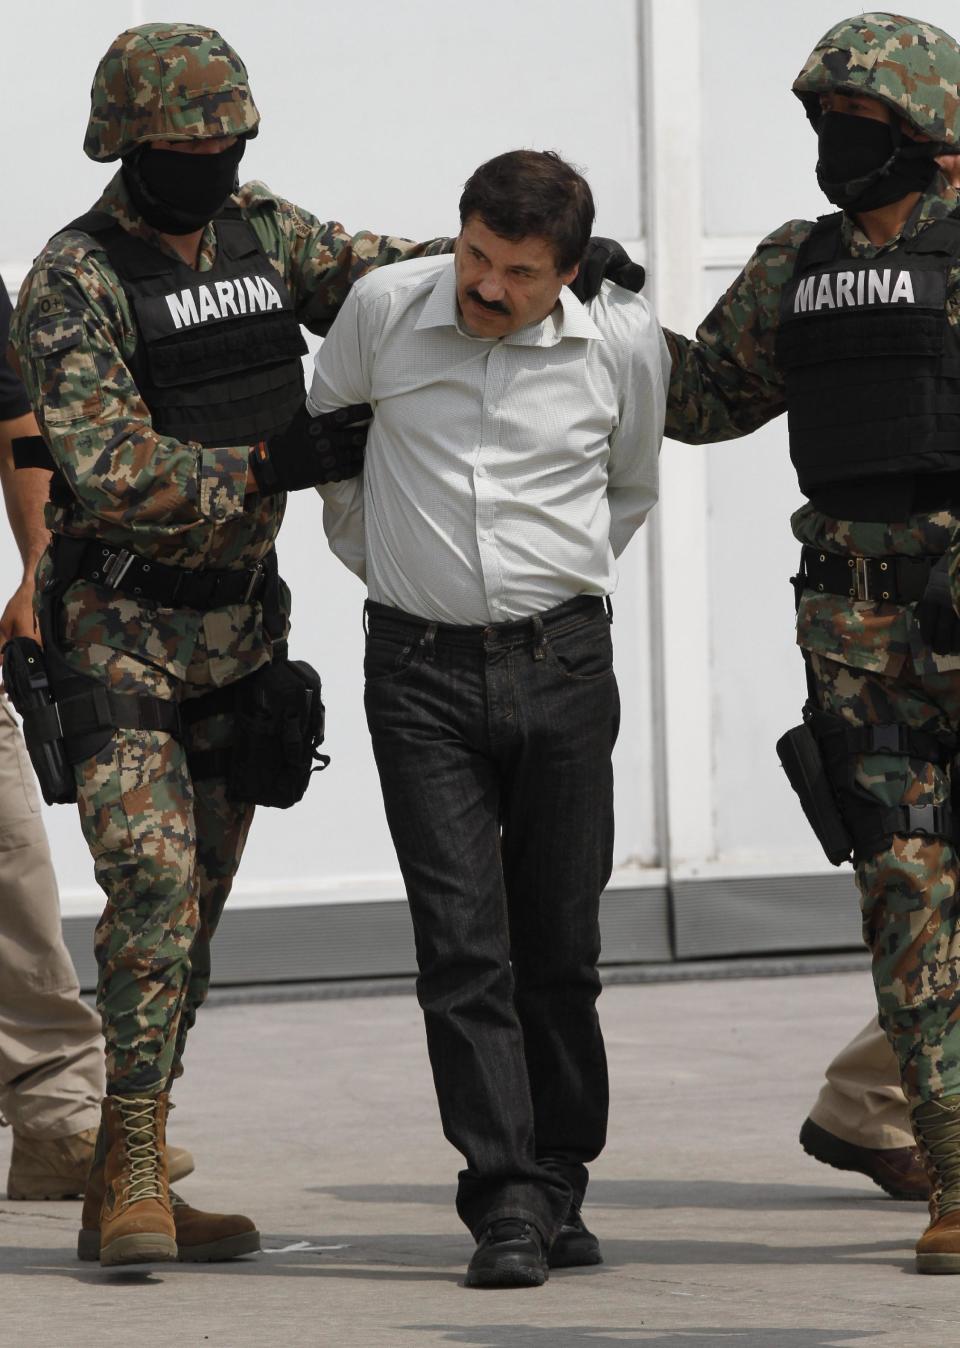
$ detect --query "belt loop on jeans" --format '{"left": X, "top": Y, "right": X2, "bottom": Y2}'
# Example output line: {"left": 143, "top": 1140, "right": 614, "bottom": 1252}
{"left": 420, "top": 622, "right": 438, "bottom": 661}
{"left": 362, "top": 599, "right": 370, "bottom": 636}
{"left": 530, "top": 614, "right": 547, "bottom": 661}
{"left": 604, "top": 596, "right": 613, "bottom": 624}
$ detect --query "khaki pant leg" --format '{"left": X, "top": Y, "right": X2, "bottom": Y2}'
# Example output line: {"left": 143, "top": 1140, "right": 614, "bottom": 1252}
{"left": 808, "top": 1010, "right": 914, "bottom": 1149}
{"left": 0, "top": 698, "right": 103, "bottom": 1137}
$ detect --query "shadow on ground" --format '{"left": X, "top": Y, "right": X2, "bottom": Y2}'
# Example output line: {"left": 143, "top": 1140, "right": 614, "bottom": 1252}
{"left": 403, "top": 1329, "right": 880, "bottom": 1348}
{"left": 309, "top": 1177, "right": 914, "bottom": 1213}
{"left": 1, "top": 1229, "right": 912, "bottom": 1280}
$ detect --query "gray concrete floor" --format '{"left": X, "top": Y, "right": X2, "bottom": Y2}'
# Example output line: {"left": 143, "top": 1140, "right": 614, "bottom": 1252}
{"left": 2, "top": 970, "right": 957, "bottom": 1348}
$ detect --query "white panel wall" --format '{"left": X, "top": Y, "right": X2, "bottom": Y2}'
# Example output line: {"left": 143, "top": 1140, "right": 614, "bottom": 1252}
{"left": 2, "top": 0, "right": 658, "bottom": 915}
{"left": 702, "top": 0, "right": 960, "bottom": 238}
{"left": 2, "top": 0, "right": 644, "bottom": 268}
{"left": 8, "top": 0, "right": 957, "bottom": 922}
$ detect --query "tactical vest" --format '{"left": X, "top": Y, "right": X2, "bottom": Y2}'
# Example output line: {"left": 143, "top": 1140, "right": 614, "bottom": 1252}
{"left": 65, "top": 206, "right": 308, "bottom": 447}
{"left": 775, "top": 211, "right": 960, "bottom": 500}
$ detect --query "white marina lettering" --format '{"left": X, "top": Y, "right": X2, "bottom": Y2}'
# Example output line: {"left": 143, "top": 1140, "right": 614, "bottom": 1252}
{"left": 197, "top": 285, "right": 220, "bottom": 322}
{"left": 795, "top": 276, "right": 816, "bottom": 313}
{"left": 867, "top": 270, "right": 891, "bottom": 304}
{"left": 215, "top": 280, "right": 239, "bottom": 317}
{"left": 835, "top": 271, "right": 855, "bottom": 307}
{"left": 794, "top": 266, "right": 920, "bottom": 317}
{"left": 163, "top": 274, "right": 286, "bottom": 329}
{"left": 814, "top": 274, "right": 836, "bottom": 310}
{"left": 244, "top": 275, "right": 267, "bottom": 310}
{"left": 165, "top": 289, "right": 200, "bottom": 330}
{"left": 890, "top": 271, "right": 916, "bottom": 304}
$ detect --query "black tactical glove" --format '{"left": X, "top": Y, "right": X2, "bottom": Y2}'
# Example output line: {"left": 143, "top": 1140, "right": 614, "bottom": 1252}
{"left": 250, "top": 401, "right": 372, "bottom": 495}
{"left": 916, "top": 555, "right": 960, "bottom": 654}
{"left": 569, "top": 237, "right": 646, "bottom": 303}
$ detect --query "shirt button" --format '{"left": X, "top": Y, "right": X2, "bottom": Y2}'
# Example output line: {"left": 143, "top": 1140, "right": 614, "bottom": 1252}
{"left": 476, "top": 465, "right": 486, "bottom": 477}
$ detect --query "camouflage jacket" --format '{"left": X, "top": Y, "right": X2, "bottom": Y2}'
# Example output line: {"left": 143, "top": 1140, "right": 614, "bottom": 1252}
{"left": 11, "top": 173, "right": 445, "bottom": 683}
{"left": 665, "top": 175, "right": 960, "bottom": 679}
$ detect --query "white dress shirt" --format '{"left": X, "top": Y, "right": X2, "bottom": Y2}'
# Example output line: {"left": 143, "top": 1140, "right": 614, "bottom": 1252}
{"left": 309, "top": 255, "right": 668, "bottom": 624}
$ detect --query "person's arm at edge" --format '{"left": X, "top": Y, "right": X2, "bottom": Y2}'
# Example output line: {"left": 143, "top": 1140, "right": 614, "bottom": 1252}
{"left": 0, "top": 407, "right": 49, "bottom": 641}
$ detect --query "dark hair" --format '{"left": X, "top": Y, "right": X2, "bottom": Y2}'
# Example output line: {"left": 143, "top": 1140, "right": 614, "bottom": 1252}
{"left": 458, "top": 150, "right": 595, "bottom": 273}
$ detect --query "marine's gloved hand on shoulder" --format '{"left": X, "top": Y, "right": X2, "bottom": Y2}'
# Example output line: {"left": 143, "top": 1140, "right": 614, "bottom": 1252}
{"left": 569, "top": 238, "right": 646, "bottom": 303}
{"left": 249, "top": 401, "right": 372, "bottom": 496}
{"left": 916, "top": 555, "right": 960, "bottom": 654}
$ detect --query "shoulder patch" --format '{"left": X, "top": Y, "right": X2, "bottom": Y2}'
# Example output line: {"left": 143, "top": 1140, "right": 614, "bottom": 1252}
{"left": 33, "top": 293, "right": 66, "bottom": 321}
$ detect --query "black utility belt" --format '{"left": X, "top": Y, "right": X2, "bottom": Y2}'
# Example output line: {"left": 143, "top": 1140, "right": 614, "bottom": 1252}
{"left": 2, "top": 635, "right": 328, "bottom": 810}
{"left": 55, "top": 536, "right": 273, "bottom": 611}
{"left": 800, "top": 546, "right": 938, "bottom": 604}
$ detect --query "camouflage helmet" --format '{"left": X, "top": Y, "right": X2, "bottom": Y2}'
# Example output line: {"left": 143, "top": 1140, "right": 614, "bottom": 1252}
{"left": 792, "top": 12, "right": 960, "bottom": 148}
{"left": 84, "top": 23, "right": 260, "bottom": 162}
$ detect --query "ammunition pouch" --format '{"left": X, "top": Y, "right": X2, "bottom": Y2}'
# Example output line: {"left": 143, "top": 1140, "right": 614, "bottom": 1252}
{"left": 776, "top": 719, "right": 854, "bottom": 865}
{"left": 20, "top": 531, "right": 315, "bottom": 808}
{"left": 184, "top": 655, "right": 329, "bottom": 808}
{"left": 777, "top": 703, "right": 956, "bottom": 866}
{"left": 2, "top": 636, "right": 181, "bottom": 805}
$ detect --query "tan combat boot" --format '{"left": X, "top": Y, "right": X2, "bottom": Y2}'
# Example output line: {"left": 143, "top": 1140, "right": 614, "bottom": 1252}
{"left": 98, "top": 1093, "right": 177, "bottom": 1266}
{"left": 79, "top": 1115, "right": 259, "bottom": 1263}
{"left": 5, "top": 1122, "right": 194, "bottom": 1201}
{"left": 913, "top": 1096, "right": 960, "bottom": 1273}
{"left": 6, "top": 1127, "right": 99, "bottom": 1200}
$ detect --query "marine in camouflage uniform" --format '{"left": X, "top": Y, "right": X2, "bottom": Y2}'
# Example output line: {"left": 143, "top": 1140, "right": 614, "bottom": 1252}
{"left": 665, "top": 13, "right": 960, "bottom": 1271}
{"left": 10, "top": 22, "right": 443, "bottom": 1268}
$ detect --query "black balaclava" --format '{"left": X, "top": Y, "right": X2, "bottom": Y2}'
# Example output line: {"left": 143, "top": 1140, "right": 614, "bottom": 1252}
{"left": 816, "top": 111, "right": 939, "bottom": 212}
{"left": 122, "top": 138, "right": 246, "bottom": 234}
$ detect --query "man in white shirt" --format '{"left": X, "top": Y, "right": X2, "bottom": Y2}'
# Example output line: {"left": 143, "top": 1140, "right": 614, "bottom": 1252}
{"left": 312, "top": 150, "right": 669, "bottom": 1288}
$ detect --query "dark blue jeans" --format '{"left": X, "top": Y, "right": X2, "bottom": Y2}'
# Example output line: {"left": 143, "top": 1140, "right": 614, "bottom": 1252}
{"left": 363, "top": 595, "right": 619, "bottom": 1243}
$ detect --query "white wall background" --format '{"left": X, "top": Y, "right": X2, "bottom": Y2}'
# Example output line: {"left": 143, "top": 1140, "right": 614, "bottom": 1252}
{"left": 1, "top": 0, "right": 653, "bottom": 915}
{"left": 4, "top": 0, "right": 958, "bottom": 919}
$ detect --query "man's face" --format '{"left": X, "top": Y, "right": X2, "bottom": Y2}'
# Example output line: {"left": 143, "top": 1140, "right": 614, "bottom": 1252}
{"left": 819, "top": 91, "right": 892, "bottom": 125}
{"left": 819, "top": 90, "right": 932, "bottom": 144}
{"left": 454, "top": 215, "right": 579, "bottom": 339}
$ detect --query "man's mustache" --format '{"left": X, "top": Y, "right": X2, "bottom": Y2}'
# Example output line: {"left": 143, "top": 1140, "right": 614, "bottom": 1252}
{"left": 466, "top": 289, "right": 510, "bottom": 315}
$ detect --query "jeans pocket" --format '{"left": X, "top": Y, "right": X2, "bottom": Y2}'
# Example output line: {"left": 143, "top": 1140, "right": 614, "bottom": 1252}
{"left": 547, "top": 621, "right": 614, "bottom": 681}
{"left": 363, "top": 633, "right": 418, "bottom": 684}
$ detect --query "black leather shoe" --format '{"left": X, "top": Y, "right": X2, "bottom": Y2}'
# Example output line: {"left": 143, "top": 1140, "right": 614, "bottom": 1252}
{"left": 799, "top": 1117, "right": 930, "bottom": 1201}
{"left": 548, "top": 1202, "right": 603, "bottom": 1268}
{"left": 465, "top": 1219, "right": 548, "bottom": 1288}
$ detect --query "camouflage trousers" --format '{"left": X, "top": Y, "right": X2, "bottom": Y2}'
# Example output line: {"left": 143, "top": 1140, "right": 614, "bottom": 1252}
{"left": 66, "top": 636, "right": 255, "bottom": 1096}
{"left": 810, "top": 651, "right": 960, "bottom": 1106}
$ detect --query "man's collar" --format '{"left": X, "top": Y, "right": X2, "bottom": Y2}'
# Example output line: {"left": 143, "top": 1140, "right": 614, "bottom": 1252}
{"left": 415, "top": 257, "right": 603, "bottom": 346}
